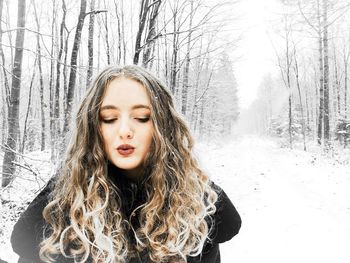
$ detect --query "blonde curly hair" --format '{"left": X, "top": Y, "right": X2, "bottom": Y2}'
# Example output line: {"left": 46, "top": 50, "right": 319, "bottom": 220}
{"left": 39, "top": 65, "right": 218, "bottom": 263}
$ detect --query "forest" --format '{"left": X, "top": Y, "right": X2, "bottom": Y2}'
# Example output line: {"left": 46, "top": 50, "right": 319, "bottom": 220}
{"left": 0, "top": 0, "right": 239, "bottom": 188}
{"left": 240, "top": 0, "right": 350, "bottom": 152}
{"left": 1, "top": 0, "right": 350, "bottom": 197}
{"left": 2, "top": 0, "right": 350, "bottom": 262}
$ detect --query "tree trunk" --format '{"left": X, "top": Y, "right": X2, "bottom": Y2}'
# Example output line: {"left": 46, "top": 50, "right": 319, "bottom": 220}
{"left": 322, "top": 0, "right": 330, "bottom": 145}
{"left": 104, "top": 12, "right": 110, "bottom": 64}
{"left": 52, "top": 0, "right": 66, "bottom": 153}
{"left": 344, "top": 49, "right": 349, "bottom": 119}
{"left": 0, "top": 0, "right": 10, "bottom": 146}
{"left": 333, "top": 46, "right": 340, "bottom": 117}
{"left": 142, "top": 0, "right": 162, "bottom": 67}
{"left": 86, "top": 0, "right": 95, "bottom": 87}
{"left": 190, "top": 38, "right": 205, "bottom": 127}
{"left": 114, "top": 0, "right": 122, "bottom": 64}
{"left": 33, "top": 1, "right": 46, "bottom": 151}
{"left": 181, "top": 0, "right": 194, "bottom": 116}
{"left": 134, "top": 0, "right": 149, "bottom": 65}
{"left": 62, "top": 0, "right": 87, "bottom": 136}
{"left": 0, "top": 0, "right": 10, "bottom": 109}
{"left": 317, "top": 0, "right": 324, "bottom": 145}
{"left": 121, "top": 0, "right": 126, "bottom": 64}
{"left": 293, "top": 50, "right": 307, "bottom": 151}
{"left": 21, "top": 58, "right": 37, "bottom": 153}
{"left": 97, "top": 2, "right": 101, "bottom": 72}
{"left": 63, "top": 26, "right": 69, "bottom": 111}
{"left": 198, "top": 98, "right": 205, "bottom": 138}
{"left": 170, "top": 6, "right": 179, "bottom": 94}
{"left": 49, "top": 1, "right": 57, "bottom": 162}
{"left": 313, "top": 65, "right": 318, "bottom": 140}
{"left": 2, "top": 0, "right": 26, "bottom": 187}
{"left": 305, "top": 84, "right": 310, "bottom": 134}
{"left": 285, "top": 32, "right": 292, "bottom": 149}
{"left": 163, "top": 10, "right": 169, "bottom": 85}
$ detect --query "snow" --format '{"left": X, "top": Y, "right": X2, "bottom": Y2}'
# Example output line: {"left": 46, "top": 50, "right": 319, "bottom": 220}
{"left": 0, "top": 150, "right": 51, "bottom": 263}
{"left": 196, "top": 135, "right": 350, "bottom": 263}
{"left": 1, "top": 135, "right": 350, "bottom": 263}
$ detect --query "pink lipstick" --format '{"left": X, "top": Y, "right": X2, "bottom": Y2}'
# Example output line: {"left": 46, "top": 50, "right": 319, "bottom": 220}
{"left": 117, "top": 144, "right": 135, "bottom": 156}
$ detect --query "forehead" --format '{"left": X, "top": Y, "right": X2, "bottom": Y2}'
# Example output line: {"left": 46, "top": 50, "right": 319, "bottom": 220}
{"left": 101, "top": 77, "right": 150, "bottom": 107}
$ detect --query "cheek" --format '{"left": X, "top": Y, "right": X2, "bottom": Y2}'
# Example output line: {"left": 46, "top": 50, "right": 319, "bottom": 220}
{"left": 146, "top": 126, "right": 154, "bottom": 145}
{"left": 140, "top": 126, "right": 154, "bottom": 150}
{"left": 100, "top": 126, "right": 113, "bottom": 149}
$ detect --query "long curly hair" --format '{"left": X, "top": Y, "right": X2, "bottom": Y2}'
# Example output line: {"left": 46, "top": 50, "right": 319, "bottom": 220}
{"left": 39, "top": 65, "right": 218, "bottom": 263}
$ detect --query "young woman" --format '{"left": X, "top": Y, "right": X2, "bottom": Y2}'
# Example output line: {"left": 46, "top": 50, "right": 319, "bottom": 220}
{"left": 11, "top": 65, "right": 241, "bottom": 263}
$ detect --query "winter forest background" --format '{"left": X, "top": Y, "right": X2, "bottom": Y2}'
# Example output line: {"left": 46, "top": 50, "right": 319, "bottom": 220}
{"left": 1, "top": 0, "right": 350, "bottom": 262}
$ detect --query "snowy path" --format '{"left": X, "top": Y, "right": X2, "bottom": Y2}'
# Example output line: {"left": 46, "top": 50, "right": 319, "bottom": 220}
{"left": 197, "top": 136, "right": 350, "bottom": 263}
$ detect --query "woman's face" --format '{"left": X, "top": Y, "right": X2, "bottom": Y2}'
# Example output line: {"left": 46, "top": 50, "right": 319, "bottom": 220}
{"left": 99, "top": 77, "right": 154, "bottom": 179}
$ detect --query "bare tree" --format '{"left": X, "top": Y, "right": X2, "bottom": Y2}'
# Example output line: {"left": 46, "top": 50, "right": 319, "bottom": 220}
{"left": 322, "top": 0, "right": 330, "bottom": 146}
{"left": 33, "top": 0, "right": 46, "bottom": 151}
{"left": 292, "top": 42, "right": 307, "bottom": 151}
{"left": 0, "top": 0, "right": 10, "bottom": 110}
{"left": 272, "top": 14, "right": 294, "bottom": 148}
{"left": 103, "top": 11, "right": 110, "bottom": 64}
{"left": 134, "top": 0, "right": 149, "bottom": 65}
{"left": 134, "top": 0, "right": 162, "bottom": 65}
{"left": 298, "top": 0, "right": 334, "bottom": 147}
{"left": 343, "top": 43, "right": 350, "bottom": 118}
{"left": 62, "top": 0, "right": 87, "bottom": 137}
{"left": 86, "top": 0, "right": 96, "bottom": 87}
{"left": 332, "top": 45, "right": 341, "bottom": 118}
{"left": 181, "top": 0, "right": 194, "bottom": 116}
{"left": 49, "top": 0, "right": 57, "bottom": 161}
{"left": 2, "top": 0, "right": 26, "bottom": 187}
{"left": 21, "top": 58, "right": 37, "bottom": 153}
{"left": 142, "top": 0, "right": 162, "bottom": 66}
{"left": 169, "top": 0, "right": 180, "bottom": 94}
{"left": 0, "top": 0, "right": 10, "bottom": 145}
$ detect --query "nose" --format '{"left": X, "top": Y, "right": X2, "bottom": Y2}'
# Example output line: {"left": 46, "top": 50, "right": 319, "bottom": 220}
{"left": 118, "top": 118, "right": 134, "bottom": 140}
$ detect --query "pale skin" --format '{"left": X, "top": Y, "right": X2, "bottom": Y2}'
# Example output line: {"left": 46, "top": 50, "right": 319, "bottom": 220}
{"left": 99, "top": 77, "right": 154, "bottom": 180}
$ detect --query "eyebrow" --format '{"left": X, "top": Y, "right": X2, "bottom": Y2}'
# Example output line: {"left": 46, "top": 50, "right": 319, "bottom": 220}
{"left": 100, "top": 104, "right": 151, "bottom": 111}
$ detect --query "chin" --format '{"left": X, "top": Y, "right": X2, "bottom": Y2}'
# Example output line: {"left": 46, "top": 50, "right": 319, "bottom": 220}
{"left": 114, "top": 161, "right": 141, "bottom": 171}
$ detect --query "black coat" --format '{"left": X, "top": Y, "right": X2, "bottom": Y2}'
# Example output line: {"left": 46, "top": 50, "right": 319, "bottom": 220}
{"left": 11, "top": 166, "right": 241, "bottom": 263}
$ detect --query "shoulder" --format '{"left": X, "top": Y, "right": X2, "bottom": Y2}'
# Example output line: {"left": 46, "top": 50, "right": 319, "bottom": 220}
{"left": 209, "top": 181, "right": 242, "bottom": 244}
{"left": 11, "top": 177, "right": 55, "bottom": 261}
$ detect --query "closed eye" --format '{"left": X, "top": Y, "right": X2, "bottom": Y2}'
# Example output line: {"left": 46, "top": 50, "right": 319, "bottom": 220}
{"left": 135, "top": 117, "right": 150, "bottom": 123}
{"left": 101, "top": 118, "right": 117, "bottom": 124}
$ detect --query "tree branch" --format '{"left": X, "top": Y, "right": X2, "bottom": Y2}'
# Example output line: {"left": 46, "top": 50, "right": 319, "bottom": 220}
{"left": 84, "top": 9, "right": 108, "bottom": 17}
{"left": 1, "top": 27, "right": 52, "bottom": 37}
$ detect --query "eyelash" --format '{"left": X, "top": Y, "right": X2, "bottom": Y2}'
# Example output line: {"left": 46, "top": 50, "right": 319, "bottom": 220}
{"left": 101, "top": 117, "right": 150, "bottom": 124}
{"left": 101, "top": 119, "right": 116, "bottom": 124}
{"left": 136, "top": 117, "right": 150, "bottom": 123}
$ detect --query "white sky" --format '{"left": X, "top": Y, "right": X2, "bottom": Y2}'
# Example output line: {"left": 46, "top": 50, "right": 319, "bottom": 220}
{"left": 234, "top": 0, "right": 282, "bottom": 109}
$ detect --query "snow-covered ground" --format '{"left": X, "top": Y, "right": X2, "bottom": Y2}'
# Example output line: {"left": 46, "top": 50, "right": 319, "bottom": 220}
{"left": 1, "top": 135, "right": 350, "bottom": 262}
{"left": 196, "top": 135, "right": 350, "bottom": 263}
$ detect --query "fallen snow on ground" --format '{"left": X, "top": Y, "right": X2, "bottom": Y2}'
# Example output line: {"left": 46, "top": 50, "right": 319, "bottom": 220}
{"left": 1, "top": 135, "right": 350, "bottom": 263}
{"left": 0, "top": 150, "right": 52, "bottom": 263}
{"left": 196, "top": 135, "right": 350, "bottom": 263}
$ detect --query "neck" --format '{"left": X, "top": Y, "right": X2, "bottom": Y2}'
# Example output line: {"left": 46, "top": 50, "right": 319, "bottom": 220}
{"left": 107, "top": 162, "right": 147, "bottom": 184}
{"left": 121, "top": 167, "right": 143, "bottom": 183}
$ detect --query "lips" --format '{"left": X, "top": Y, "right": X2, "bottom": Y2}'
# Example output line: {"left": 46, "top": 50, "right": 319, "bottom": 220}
{"left": 117, "top": 144, "right": 135, "bottom": 156}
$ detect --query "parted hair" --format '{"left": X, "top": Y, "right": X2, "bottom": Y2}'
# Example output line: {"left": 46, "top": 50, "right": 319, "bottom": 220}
{"left": 39, "top": 65, "right": 218, "bottom": 263}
